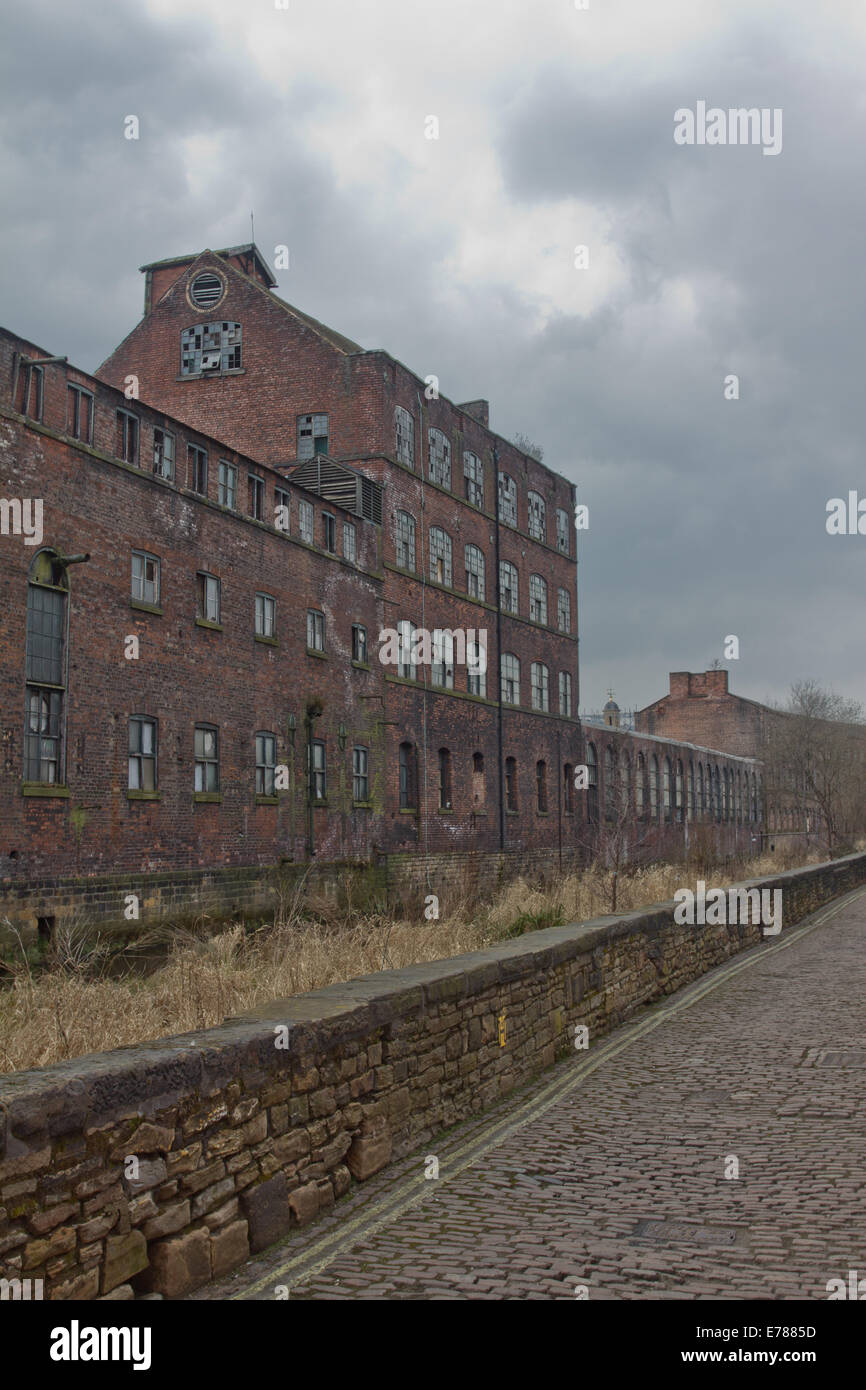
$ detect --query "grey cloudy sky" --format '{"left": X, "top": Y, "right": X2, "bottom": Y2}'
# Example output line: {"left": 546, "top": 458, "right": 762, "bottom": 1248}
{"left": 2, "top": 0, "right": 864, "bottom": 713}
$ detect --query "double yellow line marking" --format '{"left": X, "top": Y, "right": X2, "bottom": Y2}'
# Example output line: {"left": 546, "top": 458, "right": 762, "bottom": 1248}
{"left": 235, "top": 887, "right": 864, "bottom": 1298}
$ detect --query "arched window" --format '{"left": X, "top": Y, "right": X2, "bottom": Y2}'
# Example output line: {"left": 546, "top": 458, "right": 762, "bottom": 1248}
{"left": 527, "top": 491, "right": 546, "bottom": 541}
{"left": 428, "top": 428, "right": 451, "bottom": 489}
{"left": 675, "top": 760, "right": 684, "bottom": 824}
{"left": 429, "top": 527, "right": 452, "bottom": 586}
{"left": 181, "top": 321, "right": 241, "bottom": 375}
{"left": 499, "top": 560, "right": 518, "bottom": 613}
{"left": 713, "top": 766, "right": 722, "bottom": 822}
{"left": 529, "top": 574, "right": 548, "bottom": 624}
{"left": 399, "top": 741, "right": 416, "bottom": 809}
{"left": 697, "top": 763, "right": 705, "bottom": 820}
{"left": 395, "top": 406, "right": 414, "bottom": 468}
{"left": 24, "top": 550, "right": 69, "bottom": 785}
{"left": 564, "top": 763, "right": 574, "bottom": 814}
{"left": 687, "top": 761, "right": 695, "bottom": 821}
{"left": 463, "top": 451, "right": 483, "bottom": 507}
{"left": 530, "top": 662, "right": 549, "bottom": 712}
{"left": 438, "top": 748, "right": 452, "bottom": 810}
{"left": 505, "top": 756, "right": 518, "bottom": 811}
{"left": 472, "top": 751, "right": 486, "bottom": 809}
{"left": 586, "top": 743, "right": 598, "bottom": 823}
{"left": 650, "top": 756, "right": 659, "bottom": 820}
{"left": 556, "top": 587, "right": 571, "bottom": 633}
{"left": 498, "top": 471, "right": 517, "bottom": 526}
{"left": 395, "top": 510, "right": 416, "bottom": 571}
{"left": 663, "top": 757, "right": 672, "bottom": 823}
{"left": 636, "top": 752, "right": 646, "bottom": 816}
{"left": 501, "top": 653, "right": 520, "bottom": 705}
{"left": 620, "top": 753, "right": 631, "bottom": 814}
{"left": 735, "top": 770, "right": 742, "bottom": 823}
{"left": 536, "top": 760, "right": 548, "bottom": 812}
{"left": 465, "top": 544, "right": 485, "bottom": 600}
{"left": 604, "top": 745, "right": 616, "bottom": 819}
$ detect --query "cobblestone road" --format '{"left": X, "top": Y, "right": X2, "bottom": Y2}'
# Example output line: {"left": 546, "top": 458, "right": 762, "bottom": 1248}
{"left": 197, "top": 889, "right": 866, "bottom": 1300}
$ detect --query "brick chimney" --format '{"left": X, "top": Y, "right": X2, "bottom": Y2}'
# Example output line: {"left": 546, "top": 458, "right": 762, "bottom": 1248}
{"left": 458, "top": 399, "right": 489, "bottom": 429}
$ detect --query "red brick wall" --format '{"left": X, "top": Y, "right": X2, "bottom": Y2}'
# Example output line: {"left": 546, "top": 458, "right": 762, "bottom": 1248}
{"left": 0, "top": 331, "right": 385, "bottom": 883}
{"left": 635, "top": 670, "right": 770, "bottom": 759}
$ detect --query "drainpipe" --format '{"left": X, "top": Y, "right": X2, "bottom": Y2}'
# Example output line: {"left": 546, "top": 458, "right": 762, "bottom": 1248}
{"left": 494, "top": 445, "right": 505, "bottom": 852}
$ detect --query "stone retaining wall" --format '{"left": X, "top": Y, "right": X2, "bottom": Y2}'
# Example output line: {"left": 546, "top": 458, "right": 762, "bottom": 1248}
{"left": 1, "top": 852, "right": 864, "bottom": 1300}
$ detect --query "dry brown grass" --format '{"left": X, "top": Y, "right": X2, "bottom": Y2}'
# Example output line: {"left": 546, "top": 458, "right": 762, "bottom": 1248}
{"left": 0, "top": 846, "right": 833, "bottom": 1073}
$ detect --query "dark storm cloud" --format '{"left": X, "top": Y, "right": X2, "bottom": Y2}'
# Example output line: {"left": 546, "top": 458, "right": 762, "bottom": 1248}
{"left": 487, "top": 26, "right": 866, "bottom": 711}
{"left": 0, "top": 2, "right": 863, "bottom": 715}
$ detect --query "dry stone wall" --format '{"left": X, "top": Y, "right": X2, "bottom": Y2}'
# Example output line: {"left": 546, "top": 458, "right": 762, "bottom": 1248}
{"left": 1, "top": 852, "right": 864, "bottom": 1300}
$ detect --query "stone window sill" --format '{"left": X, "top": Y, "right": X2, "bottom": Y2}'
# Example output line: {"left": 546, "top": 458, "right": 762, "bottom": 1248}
{"left": 22, "top": 783, "right": 70, "bottom": 798}
{"left": 255, "top": 795, "right": 279, "bottom": 805}
{"left": 127, "top": 790, "right": 161, "bottom": 801}
{"left": 195, "top": 618, "right": 223, "bottom": 632}
{"left": 255, "top": 635, "right": 279, "bottom": 647}
{"left": 307, "top": 648, "right": 327, "bottom": 659}
{"left": 131, "top": 599, "right": 163, "bottom": 616}
{"left": 194, "top": 792, "right": 222, "bottom": 803}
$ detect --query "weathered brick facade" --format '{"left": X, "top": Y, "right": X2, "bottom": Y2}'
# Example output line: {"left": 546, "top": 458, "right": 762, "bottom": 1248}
{"left": 0, "top": 247, "right": 764, "bottom": 935}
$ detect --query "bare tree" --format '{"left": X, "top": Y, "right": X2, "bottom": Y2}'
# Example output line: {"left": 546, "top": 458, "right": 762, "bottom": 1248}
{"left": 761, "top": 680, "right": 866, "bottom": 854}
{"left": 512, "top": 432, "right": 544, "bottom": 462}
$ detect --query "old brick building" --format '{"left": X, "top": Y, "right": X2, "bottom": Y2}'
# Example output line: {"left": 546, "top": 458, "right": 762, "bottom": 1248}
{"left": 0, "top": 246, "right": 762, "bottom": 936}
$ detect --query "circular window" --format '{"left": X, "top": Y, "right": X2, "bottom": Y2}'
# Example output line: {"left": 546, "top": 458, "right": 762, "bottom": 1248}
{"left": 189, "top": 271, "right": 225, "bottom": 310}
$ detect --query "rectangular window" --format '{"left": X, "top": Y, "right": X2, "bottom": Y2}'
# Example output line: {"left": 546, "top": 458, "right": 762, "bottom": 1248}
{"left": 298, "top": 413, "right": 329, "bottom": 460}
{"left": 299, "top": 499, "right": 314, "bottom": 544}
{"left": 274, "top": 487, "right": 290, "bottom": 532}
{"left": 67, "top": 385, "right": 93, "bottom": 444}
{"left": 399, "top": 742, "right": 415, "bottom": 808}
{"left": 397, "top": 620, "right": 416, "bottom": 679}
{"left": 26, "top": 585, "right": 65, "bottom": 685}
{"left": 468, "top": 667, "right": 486, "bottom": 698}
{"left": 218, "top": 461, "right": 237, "bottom": 508}
{"left": 310, "top": 740, "right": 326, "bottom": 800}
{"left": 24, "top": 688, "right": 62, "bottom": 783}
{"left": 256, "top": 732, "right": 276, "bottom": 796}
{"left": 559, "top": 671, "right": 573, "bottom": 717}
{"left": 196, "top": 572, "right": 220, "bottom": 624}
{"left": 343, "top": 521, "right": 356, "bottom": 562}
{"left": 131, "top": 550, "right": 160, "bottom": 606}
{"left": 153, "top": 427, "right": 175, "bottom": 480}
{"left": 463, "top": 451, "right": 484, "bottom": 508}
{"left": 307, "top": 609, "right": 325, "bottom": 652}
{"left": 116, "top": 409, "right": 139, "bottom": 465}
{"left": 431, "top": 630, "right": 455, "bottom": 689}
{"left": 323, "top": 513, "right": 336, "bottom": 553}
{"left": 22, "top": 364, "right": 44, "bottom": 421}
{"left": 395, "top": 511, "right": 416, "bottom": 571}
{"left": 249, "top": 474, "right": 264, "bottom": 520}
{"left": 352, "top": 624, "right": 368, "bottom": 664}
{"left": 128, "top": 716, "right": 157, "bottom": 791}
{"left": 255, "top": 592, "right": 275, "bottom": 638}
{"left": 194, "top": 725, "right": 219, "bottom": 792}
{"left": 189, "top": 445, "right": 208, "bottom": 495}
{"left": 353, "top": 746, "right": 369, "bottom": 802}
{"left": 556, "top": 508, "right": 570, "bottom": 555}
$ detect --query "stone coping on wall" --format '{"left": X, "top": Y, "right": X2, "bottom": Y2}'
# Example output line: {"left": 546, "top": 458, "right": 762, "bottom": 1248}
{"left": 1, "top": 853, "right": 862, "bottom": 1135}
{"left": 1, "top": 850, "right": 863, "bottom": 1299}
